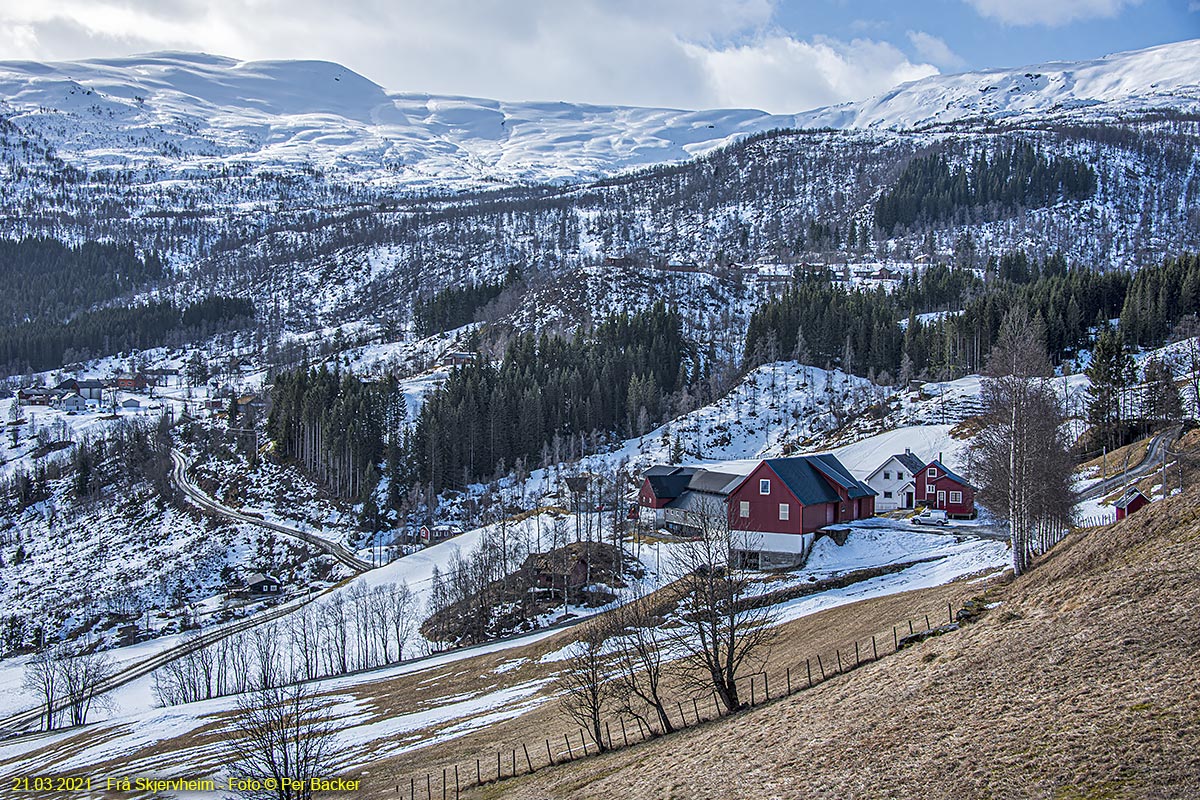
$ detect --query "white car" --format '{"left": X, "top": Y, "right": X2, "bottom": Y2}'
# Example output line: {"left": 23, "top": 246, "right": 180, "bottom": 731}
{"left": 911, "top": 510, "right": 949, "bottom": 526}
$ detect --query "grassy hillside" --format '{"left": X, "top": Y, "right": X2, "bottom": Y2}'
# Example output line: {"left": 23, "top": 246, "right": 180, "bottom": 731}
{"left": 464, "top": 440, "right": 1200, "bottom": 800}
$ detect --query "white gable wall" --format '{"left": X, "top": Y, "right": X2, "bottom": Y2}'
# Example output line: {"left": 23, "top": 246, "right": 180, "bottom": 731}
{"left": 866, "top": 455, "right": 918, "bottom": 511}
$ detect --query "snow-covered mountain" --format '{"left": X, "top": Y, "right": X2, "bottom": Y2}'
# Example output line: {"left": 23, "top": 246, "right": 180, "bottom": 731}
{"left": 0, "top": 40, "right": 1197, "bottom": 190}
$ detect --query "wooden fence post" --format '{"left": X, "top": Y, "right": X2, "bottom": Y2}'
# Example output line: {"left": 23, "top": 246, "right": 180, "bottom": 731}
{"left": 786, "top": 666, "right": 792, "bottom": 695}
{"left": 454, "top": 766, "right": 459, "bottom": 799}
{"left": 497, "top": 750, "right": 501, "bottom": 779}
{"left": 908, "top": 620, "right": 914, "bottom": 635}
{"left": 511, "top": 748, "right": 516, "bottom": 777}
{"left": 893, "top": 626, "right": 898, "bottom": 650}
{"left": 925, "top": 614, "right": 931, "bottom": 631}
{"left": 836, "top": 649, "right": 842, "bottom": 674}
{"left": 692, "top": 697, "right": 701, "bottom": 724}
{"left": 948, "top": 601, "right": 954, "bottom": 623}
{"left": 565, "top": 733, "right": 574, "bottom": 760}
{"left": 855, "top": 642, "right": 860, "bottom": 667}
{"left": 475, "top": 759, "right": 481, "bottom": 786}
{"left": 817, "top": 654, "right": 825, "bottom": 680}
{"left": 546, "top": 739, "right": 554, "bottom": 766}
{"left": 441, "top": 767, "right": 446, "bottom": 800}
{"left": 580, "top": 729, "right": 588, "bottom": 756}
{"left": 605, "top": 721, "right": 613, "bottom": 751}
{"left": 713, "top": 692, "right": 721, "bottom": 717}
{"left": 621, "top": 716, "right": 629, "bottom": 746}
{"left": 410, "top": 776, "right": 414, "bottom": 800}
{"left": 749, "top": 676, "right": 755, "bottom": 706}
{"left": 523, "top": 743, "right": 534, "bottom": 773}
{"left": 425, "top": 774, "right": 431, "bottom": 800}
{"left": 872, "top": 635, "right": 878, "bottom": 660}
{"left": 677, "top": 701, "right": 685, "bottom": 724}
{"left": 807, "top": 658, "right": 813, "bottom": 687}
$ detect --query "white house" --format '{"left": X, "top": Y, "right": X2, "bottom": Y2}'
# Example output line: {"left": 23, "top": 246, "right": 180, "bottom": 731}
{"left": 58, "top": 392, "right": 88, "bottom": 413}
{"left": 864, "top": 449, "right": 926, "bottom": 512}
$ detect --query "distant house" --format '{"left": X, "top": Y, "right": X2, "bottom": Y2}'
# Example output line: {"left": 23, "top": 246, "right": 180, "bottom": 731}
{"left": 58, "top": 392, "right": 88, "bottom": 413}
{"left": 661, "top": 469, "right": 743, "bottom": 536}
{"left": 55, "top": 378, "right": 80, "bottom": 395}
{"left": 17, "top": 388, "right": 54, "bottom": 406}
{"left": 76, "top": 379, "right": 106, "bottom": 401}
{"left": 864, "top": 449, "right": 926, "bottom": 511}
{"left": 420, "top": 524, "right": 463, "bottom": 544}
{"left": 637, "top": 465, "right": 698, "bottom": 528}
{"left": 915, "top": 459, "right": 976, "bottom": 518}
{"left": 441, "top": 351, "right": 475, "bottom": 367}
{"left": 727, "top": 455, "right": 876, "bottom": 568}
{"left": 237, "top": 394, "right": 266, "bottom": 413}
{"left": 144, "top": 367, "right": 178, "bottom": 386}
{"left": 115, "top": 373, "right": 149, "bottom": 392}
{"left": 1114, "top": 486, "right": 1150, "bottom": 520}
{"left": 245, "top": 573, "right": 281, "bottom": 594}
{"left": 120, "top": 398, "right": 141, "bottom": 410}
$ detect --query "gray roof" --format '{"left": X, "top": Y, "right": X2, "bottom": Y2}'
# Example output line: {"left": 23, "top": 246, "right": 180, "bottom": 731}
{"left": 1114, "top": 486, "right": 1148, "bottom": 509}
{"left": 686, "top": 469, "right": 743, "bottom": 496}
{"left": 763, "top": 455, "right": 877, "bottom": 505}
{"left": 928, "top": 459, "right": 975, "bottom": 489}
{"left": 895, "top": 452, "right": 926, "bottom": 475}
{"left": 245, "top": 572, "right": 279, "bottom": 585}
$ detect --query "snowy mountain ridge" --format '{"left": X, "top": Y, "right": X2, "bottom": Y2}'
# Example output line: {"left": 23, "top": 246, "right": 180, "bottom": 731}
{"left": 0, "top": 39, "right": 1197, "bottom": 190}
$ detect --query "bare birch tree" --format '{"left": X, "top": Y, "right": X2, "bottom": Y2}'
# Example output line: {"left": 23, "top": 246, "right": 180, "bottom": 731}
{"left": 973, "top": 307, "right": 1076, "bottom": 575}
{"left": 601, "top": 594, "right": 674, "bottom": 735}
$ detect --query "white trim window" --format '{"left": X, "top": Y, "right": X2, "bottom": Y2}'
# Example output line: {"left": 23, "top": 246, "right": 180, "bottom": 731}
{"left": 739, "top": 501, "right": 750, "bottom": 518}
{"left": 883, "top": 491, "right": 893, "bottom": 499}
{"left": 949, "top": 491, "right": 963, "bottom": 504}
{"left": 926, "top": 485, "right": 935, "bottom": 496}
{"left": 927, "top": 467, "right": 937, "bottom": 478}
{"left": 883, "top": 471, "right": 891, "bottom": 480}
{"left": 779, "top": 503, "right": 789, "bottom": 521}
{"left": 759, "top": 479, "right": 771, "bottom": 495}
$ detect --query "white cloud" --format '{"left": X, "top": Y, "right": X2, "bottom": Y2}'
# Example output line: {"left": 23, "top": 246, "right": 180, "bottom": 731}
{"left": 906, "top": 30, "right": 965, "bottom": 70}
{"left": 964, "top": 0, "right": 1143, "bottom": 26}
{"left": 690, "top": 35, "right": 939, "bottom": 112}
{"left": 0, "top": 1, "right": 937, "bottom": 112}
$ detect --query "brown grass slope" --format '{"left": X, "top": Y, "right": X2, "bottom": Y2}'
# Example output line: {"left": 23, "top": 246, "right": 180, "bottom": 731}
{"left": 473, "top": 483, "right": 1200, "bottom": 800}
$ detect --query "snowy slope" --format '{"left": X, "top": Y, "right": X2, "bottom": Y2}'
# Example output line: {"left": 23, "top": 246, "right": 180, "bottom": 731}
{"left": 796, "top": 39, "right": 1200, "bottom": 130}
{"left": 0, "top": 40, "right": 1196, "bottom": 190}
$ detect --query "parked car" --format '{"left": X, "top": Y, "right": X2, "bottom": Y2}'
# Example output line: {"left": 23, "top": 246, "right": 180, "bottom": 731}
{"left": 912, "top": 509, "right": 949, "bottom": 526}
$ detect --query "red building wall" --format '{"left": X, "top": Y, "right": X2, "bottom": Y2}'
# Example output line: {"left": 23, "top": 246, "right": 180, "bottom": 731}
{"left": 916, "top": 463, "right": 975, "bottom": 517}
{"left": 1116, "top": 494, "right": 1149, "bottom": 519}
{"left": 638, "top": 479, "right": 671, "bottom": 509}
{"left": 727, "top": 462, "right": 807, "bottom": 535}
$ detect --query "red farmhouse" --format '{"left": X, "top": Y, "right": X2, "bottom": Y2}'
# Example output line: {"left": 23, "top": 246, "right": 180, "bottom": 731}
{"left": 725, "top": 455, "right": 876, "bottom": 568}
{"left": 915, "top": 459, "right": 976, "bottom": 518}
{"left": 1114, "top": 486, "right": 1149, "bottom": 520}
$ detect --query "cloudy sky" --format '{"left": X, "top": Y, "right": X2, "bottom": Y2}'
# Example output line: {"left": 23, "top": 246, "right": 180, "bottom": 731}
{"left": 0, "top": 0, "right": 1195, "bottom": 112}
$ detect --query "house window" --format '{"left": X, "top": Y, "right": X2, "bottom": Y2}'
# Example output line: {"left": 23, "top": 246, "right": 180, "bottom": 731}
{"left": 927, "top": 467, "right": 937, "bottom": 478}
{"left": 898, "top": 472, "right": 905, "bottom": 480}
{"left": 926, "top": 485, "right": 935, "bottom": 496}
{"left": 949, "top": 491, "right": 963, "bottom": 504}
{"left": 759, "top": 479, "right": 770, "bottom": 495}
{"left": 739, "top": 501, "right": 750, "bottom": 518}
{"left": 779, "top": 503, "right": 789, "bottom": 521}
{"left": 883, "top": 471, "right": 891, "bottom": 480}
{"left": 883, "top": 491, "right": 893, "bottom": 499}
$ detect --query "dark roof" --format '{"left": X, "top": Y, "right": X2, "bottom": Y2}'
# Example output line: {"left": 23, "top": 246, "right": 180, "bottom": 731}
{"left": 895, "top": 452, "right": 926, "bottom": 475}
{"left": 807, "top": 454, "right": 877, "bottom": 499}
{"left": 1114, "top": 486, "right": 1148, "bottom": 509}
{"left": 643, "top": 466, "right": 697, "bottom": 500}
{"left": 928, "top": 459, "right": 975, "bottom": 489}
{"left": 77, "top": 379, "right": 106, "bottom": 389}
{"left": 245, "top": 572, "right": 279, "bottom": 586}
{"left": 761, "top": 454, "right": 876, "bottom": 505}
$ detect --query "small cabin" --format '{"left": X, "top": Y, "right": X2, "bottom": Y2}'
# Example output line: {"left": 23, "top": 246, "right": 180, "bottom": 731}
{"left": 245, "top": 573, "right": 281, "bottom": 594}
{"left": 420, "top": 524, "right": 463, "bottom": 544}
{"left": 1114, "top": 487, "right": 1150, "bottom": 520}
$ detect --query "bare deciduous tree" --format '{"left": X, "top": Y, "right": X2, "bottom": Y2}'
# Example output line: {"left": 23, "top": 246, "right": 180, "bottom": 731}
{"left": 555, "top": 625, "right": 613, "bottom": 752}
{"left": 227, "top": 682, "right": 338, "bottom": 800}
{"left": 973, "top": 307, "right": 1076, "bottom": 576}
{"left": 668, "top": 496, "right": 776, "bottom": 713}
{"left": 602, "top": 594, "right": 674, "bottom": 735}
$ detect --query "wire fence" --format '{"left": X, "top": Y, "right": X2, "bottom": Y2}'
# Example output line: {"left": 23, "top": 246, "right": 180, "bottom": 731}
{"left": 392, "top": 601, "right": 967, "bottom": 799}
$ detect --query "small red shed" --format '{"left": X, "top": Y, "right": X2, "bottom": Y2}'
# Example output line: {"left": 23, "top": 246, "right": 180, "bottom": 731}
{"left": 1114, "top": 486, "right": 1149, "bottom": 520}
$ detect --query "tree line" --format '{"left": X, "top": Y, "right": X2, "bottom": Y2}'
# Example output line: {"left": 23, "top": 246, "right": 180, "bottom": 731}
{"left": 412, "top": 301, "right": 690, "bottom": 491}
{"left": 412, "top": 265, "right": 521, "bottom": 337}
{"left": 0, "top": 295, "right": 254, "bottom": 375}
{"left": 874, "top": 143, "right": 1097, "bottom": 234}
{"left": 743, "top": 258, "right": 1129, "bottom": 382}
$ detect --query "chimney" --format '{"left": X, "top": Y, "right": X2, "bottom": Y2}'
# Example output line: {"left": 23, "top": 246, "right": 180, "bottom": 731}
{"left": 905, "top": 447, "right": 910, "bottom": 455}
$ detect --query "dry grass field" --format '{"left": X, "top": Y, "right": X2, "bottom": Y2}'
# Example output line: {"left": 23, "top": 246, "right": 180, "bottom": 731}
{"left": 449, "top": 442, "right": 1200, "bottom": 800}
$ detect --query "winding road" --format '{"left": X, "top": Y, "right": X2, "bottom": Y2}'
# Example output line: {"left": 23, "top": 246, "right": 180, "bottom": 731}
{"left": 1078, "top": 426, "right": 1180, "bottom": 502}
{"left": 170, "top": 449, "right": 373, "bottom": 573}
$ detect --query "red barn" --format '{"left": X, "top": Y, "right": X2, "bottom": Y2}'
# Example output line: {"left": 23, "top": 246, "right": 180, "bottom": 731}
{"left": 915, "top": 459, "right": 975, "bottom": 518}
{"left": 636, "top": 466, "right": 697, "bottom": 527}
{"left": 726, "top": 455, "right": 876, "bottom": 568}
{"left": 1114, "top": 486, "right": 1149, "bottom": 520}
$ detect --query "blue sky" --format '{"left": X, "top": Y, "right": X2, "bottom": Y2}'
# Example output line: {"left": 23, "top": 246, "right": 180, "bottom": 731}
{"left": 0, "top": 0, "right": 1195, "bottom": 112}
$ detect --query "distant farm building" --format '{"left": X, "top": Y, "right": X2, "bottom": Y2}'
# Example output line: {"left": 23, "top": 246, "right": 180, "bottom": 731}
{"left": 915, "top": 458, "right": 976, "bottom": 518}
{"left": 1114, "top": 486, "right": 1150, "bottom": 520}
{"left": 864, "top": 449, "right": 926, "bottom": 511}
{"left": 420, "top": 524, "right": 463, "bottom": 544}
{"left": 245, "top": 573, "right": 281, "bottom": 594}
